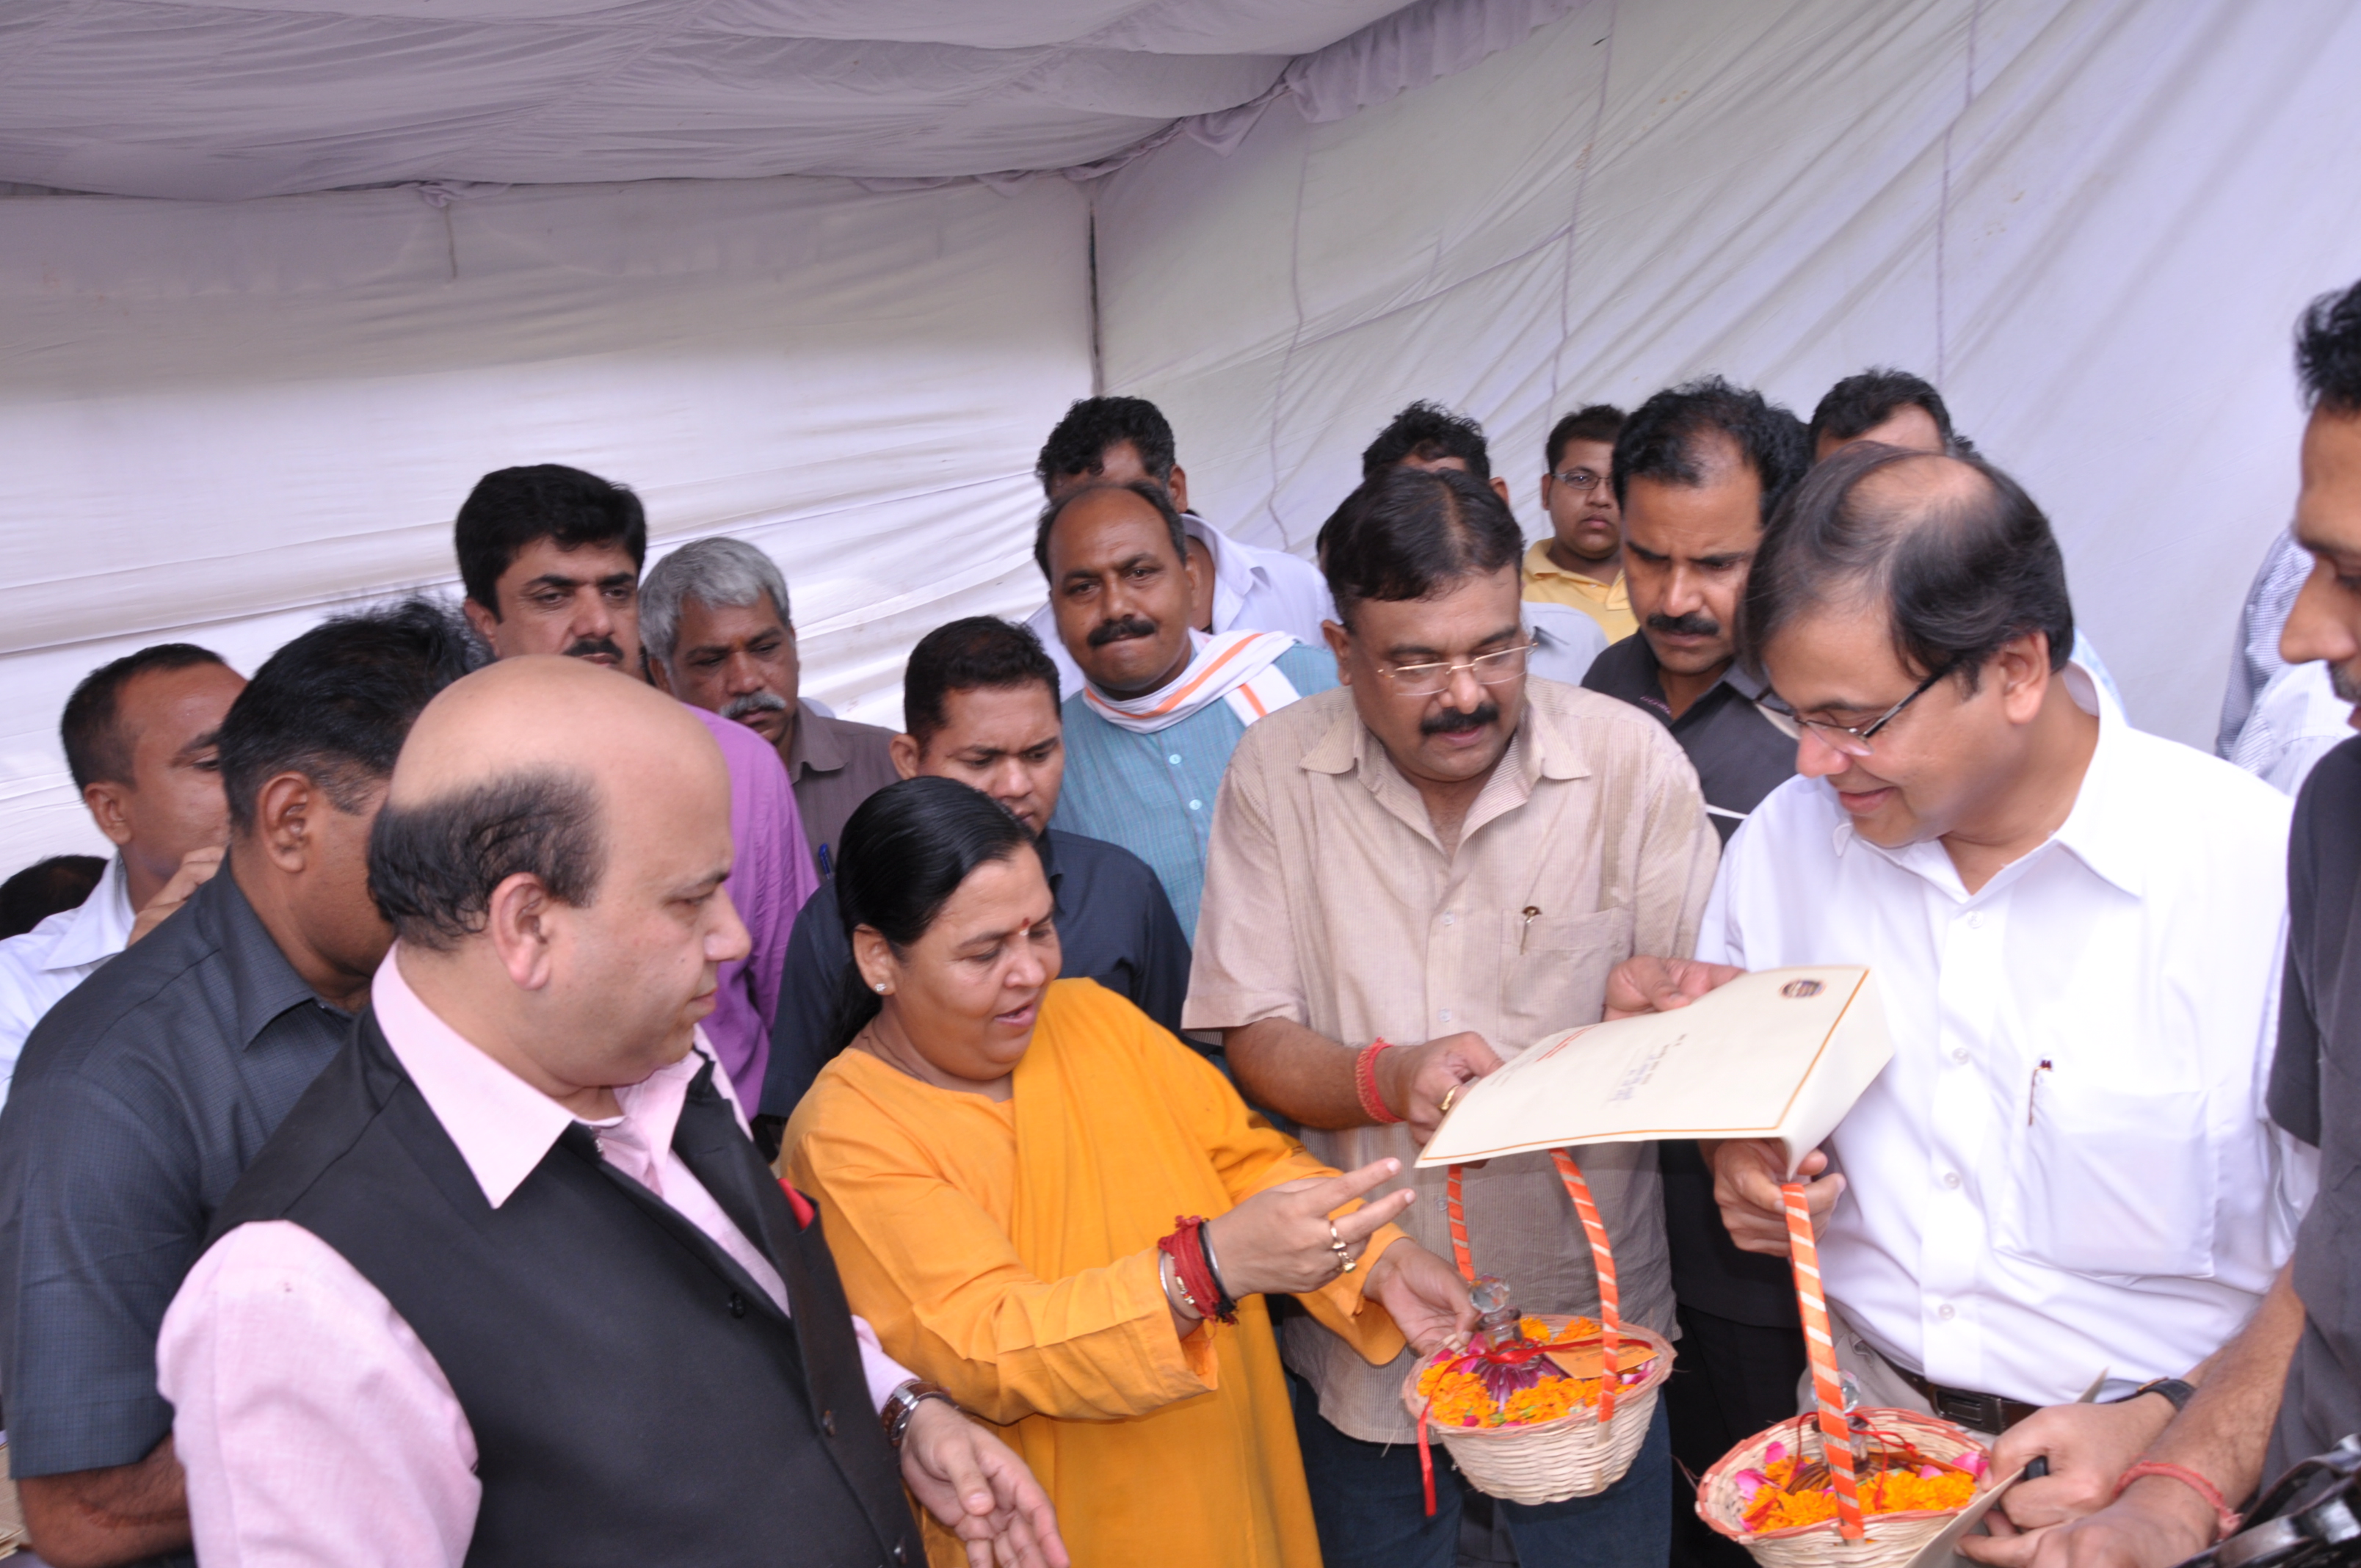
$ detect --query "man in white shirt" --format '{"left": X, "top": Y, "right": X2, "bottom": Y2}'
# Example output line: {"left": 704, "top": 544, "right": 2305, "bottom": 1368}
{"left": 1025, "top": 396, "right": 1332, "bottom": 699}
{"left": 0, "top": 644, "right": 244, "bottom": 1101}
{"left": 1611, "top": 443, "right": 2299, "bottom": 1543}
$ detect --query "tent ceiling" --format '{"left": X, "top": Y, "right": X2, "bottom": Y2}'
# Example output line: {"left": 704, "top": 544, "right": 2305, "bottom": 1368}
{"left": 0, "top": 0, "right": 1412, "bottom": 201}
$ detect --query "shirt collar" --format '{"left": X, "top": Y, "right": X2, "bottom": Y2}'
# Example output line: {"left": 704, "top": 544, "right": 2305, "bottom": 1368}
{"left": 1183, "top": 513, "right": 1261, "bottom": 608}
{"left": 785, "top": 705, "right": 846, "bottom": 780}
{"left": 1520, "top": 537, "right": 1622, "bottom": 592}
{"left": 372, "top": 945, "right": 721, "bottom": 1210}
{"left": 1829, "top": 661, "right": 2141, "bottom": 900}
{"left": 43, "top": 854, "right": 135, "bottom": 970}
{"left": 202, "top": 859, "right": 344, "bottom": 1046}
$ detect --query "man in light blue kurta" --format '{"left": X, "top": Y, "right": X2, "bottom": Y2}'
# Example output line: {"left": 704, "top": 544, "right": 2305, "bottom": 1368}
{"left": 1054, "top": 641, "right": 1335, "bottom": 936}
{"left": 1029, "top": 474, "right": 1334, "bottom": 937}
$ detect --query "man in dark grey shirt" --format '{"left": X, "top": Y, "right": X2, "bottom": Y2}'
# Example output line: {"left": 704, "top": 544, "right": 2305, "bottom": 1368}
{"left": 0, "top": 600, "right": 469, "bottom": 1567}
{"left": 758, "top": 617, "right": 1189, "bottom": 1130}
{"left": 1584, "top": 379, "right": 1809, "bottom": 1568}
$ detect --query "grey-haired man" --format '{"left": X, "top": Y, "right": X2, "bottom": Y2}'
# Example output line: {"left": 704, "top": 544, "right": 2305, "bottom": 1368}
{"left": 642, "top": 537, "right": 898, "bottom": 874}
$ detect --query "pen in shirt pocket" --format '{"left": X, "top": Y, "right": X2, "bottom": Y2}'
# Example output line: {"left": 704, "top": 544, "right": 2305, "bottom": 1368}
{"left": 817, "top": 843, "right": 833, "bottom": 878}
{"left": 2025, "top": 1058, "right": 2053, "bottom": 1125}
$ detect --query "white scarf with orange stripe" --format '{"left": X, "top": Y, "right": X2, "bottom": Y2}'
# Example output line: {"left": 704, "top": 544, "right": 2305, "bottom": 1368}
{"left": 1079, "top": 628, "right": 1305, "bottom": 734}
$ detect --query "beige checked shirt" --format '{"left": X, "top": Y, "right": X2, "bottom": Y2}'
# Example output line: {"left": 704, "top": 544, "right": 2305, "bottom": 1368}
{"left": 1184, "top": 678, "right": 1719, "bottom": 1442}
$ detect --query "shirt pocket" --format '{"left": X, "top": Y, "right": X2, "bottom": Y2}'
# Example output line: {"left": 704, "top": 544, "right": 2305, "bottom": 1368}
{"left": 1996, "top": 1072, "right": 2218, "bottom": 1280}
{"left": 1495, "top": 905, "right": 1634, "bottom": 1057}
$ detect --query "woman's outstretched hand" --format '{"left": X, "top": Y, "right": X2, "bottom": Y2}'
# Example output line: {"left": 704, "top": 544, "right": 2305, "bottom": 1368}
{"left": 1363, "top": 1243, "right": 1478, "bottom": 1357}
{"left": 1204, "top": 1158, "right": 1418, "bottom": 1298}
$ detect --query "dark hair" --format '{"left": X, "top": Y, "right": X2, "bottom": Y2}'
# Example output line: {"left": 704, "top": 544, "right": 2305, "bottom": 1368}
{"left": 59, "top": 644, "right": 230, "bottom": 791}
{"left": 827, "top": 777, "right": 1038, "bottom": 1051}
{"left": 1807, "top": 369, "right": 1956, "bottom": 453}
{"left": 904, "top": 618, "right": 1060, "bottom": 750}
{"left": 1546, "top": 405, "right": 1625, "bottom": 472}
{"left": 1741, "top": 443, "right": 2074, "bottom": 694}
{"left": 1034, "top": 396, "right": 1178, "bottom": 495}
{"left": 455, "top": 465, "right": 648, "bottom": 615}
{"left": 2297, "top": 279, "right": 2361, "bottom": 415}
{"left": 0, "top": 854, "right": 107, "bottom": 939}
{"left": 1360, "top": 401, "right": 1493, "bottom": 484}
{"left": 1319, "top": 466, "right": 1523, "bottom": 627}
{"left": 1032, "top": 479, "right": 1189, "bottom": 582}
{"left": 368, "top": 770, "right": 604, "bottom": 951}
{"left": 1614, "top": 377, "right": 1810, "bottom": 523}
{"left": 217, "top": 598, "right": 478, "bottom": 835}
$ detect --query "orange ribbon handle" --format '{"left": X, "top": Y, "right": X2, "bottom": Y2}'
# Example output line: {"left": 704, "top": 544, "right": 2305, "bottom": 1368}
{"left": 1784, "top": 1179, "right": 1864, "bottom": 1540}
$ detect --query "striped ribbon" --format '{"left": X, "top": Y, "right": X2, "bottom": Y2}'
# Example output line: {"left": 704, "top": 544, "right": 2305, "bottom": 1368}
{"left": 1443, "top": 1154, "right": 1621, "bottom": 1425}
{"left": 1783, "top": 1180, "right": 1864, "bottom": 1540}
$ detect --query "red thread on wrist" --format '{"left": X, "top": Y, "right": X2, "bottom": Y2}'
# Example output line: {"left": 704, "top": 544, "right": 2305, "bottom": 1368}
{"left": 1158, "top": 1216, "right": 1237, "bottom": 1326}
{"left": 1355, "top": 1039, "right": 1402, "bottom": 1125}
{"left": 2114, "top": 1461, "right": 2241, "bottom": 1545}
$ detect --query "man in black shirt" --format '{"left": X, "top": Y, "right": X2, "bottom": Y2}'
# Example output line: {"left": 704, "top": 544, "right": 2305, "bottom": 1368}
{"left": 0, "top": 600, "right": 470, "bottom": 1568}
{"left": 759, "top": 617, "right": 1190, "bottom": 1128}
{"left": 1958, "top": 282, "right": 2361, "bottom": 1568}
{"left": 1579, "top": 378, "right": 1810, "bottom": 1567}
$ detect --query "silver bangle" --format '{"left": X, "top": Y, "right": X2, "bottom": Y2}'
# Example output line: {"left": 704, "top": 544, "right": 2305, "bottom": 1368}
{"left": 1200, "top": 1221, "right": 1233, "bottom": 1304}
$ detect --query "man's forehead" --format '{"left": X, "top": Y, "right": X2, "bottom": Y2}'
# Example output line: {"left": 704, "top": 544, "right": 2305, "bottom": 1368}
{"left": 2297, "top": 409, "right": 2361, "bottom": 552}
{"left": 680, "top": 594, "right": 786, "bottom": 643}
{"left": 503, "top": 538, "right": 639, "bottom": 583}
{"left": 1050, "top": 493, "right": 1175, "bottom": 568}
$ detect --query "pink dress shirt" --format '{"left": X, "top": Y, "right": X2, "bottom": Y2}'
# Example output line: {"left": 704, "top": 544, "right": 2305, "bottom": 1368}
{"left": 156, "top": 948, "right": 911, "bottom": 1568}
{"left": 687, "top": 705, "right": 821, "bottom": 1101}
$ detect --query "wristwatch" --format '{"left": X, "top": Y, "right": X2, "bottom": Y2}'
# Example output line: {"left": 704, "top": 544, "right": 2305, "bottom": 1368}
{"left": 880, "top": 1379, "right": 960, "bottom": 1452}
{"left": 2110, "top": 1377, "right": 2197, "bottom": 1413}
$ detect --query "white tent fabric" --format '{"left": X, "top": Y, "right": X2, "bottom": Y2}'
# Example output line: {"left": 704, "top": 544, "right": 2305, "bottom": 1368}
{"left": 0, "top": 0, "right": 1426, "bottom": 200}
{"left": 0, "top": 173, "right": 1091, "bottom": 860}
{"left": 1096, "top": 0, "right": 2361, "bottom": 754}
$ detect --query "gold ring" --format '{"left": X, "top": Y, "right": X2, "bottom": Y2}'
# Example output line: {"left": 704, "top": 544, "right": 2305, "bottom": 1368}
{"left": 1327, "top": 1219, "right": 1356, "bottom": 1274}
{"left": 1438, "top": 1083, "right": 1462, "bottom": 1117}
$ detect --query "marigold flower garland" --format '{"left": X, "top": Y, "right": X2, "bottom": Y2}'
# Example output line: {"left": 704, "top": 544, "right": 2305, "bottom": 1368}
{"left": 1412, "top": 1317, "right": 1658, "bottom": 1429}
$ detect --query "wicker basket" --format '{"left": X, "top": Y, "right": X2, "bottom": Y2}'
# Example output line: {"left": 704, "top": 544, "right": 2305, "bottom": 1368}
{"left": 1697, "top": 1408, "right": 1990, "bottom": 1568}
{"left": 1400, "top": 1316, "right": 1675, "bottom": 1505}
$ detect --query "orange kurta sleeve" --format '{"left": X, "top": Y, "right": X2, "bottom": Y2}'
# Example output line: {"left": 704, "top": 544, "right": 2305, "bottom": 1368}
{"left": 788, "top": 1067, "right": 1218, "bottom": 1427}
{"left": 1124, "top": 999, "right": 1412, "bottom": 1367}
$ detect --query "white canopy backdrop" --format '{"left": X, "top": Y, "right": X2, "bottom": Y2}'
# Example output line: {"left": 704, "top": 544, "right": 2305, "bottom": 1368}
{"left": 2, "top": 0, "right": 2359, "bottom": 865}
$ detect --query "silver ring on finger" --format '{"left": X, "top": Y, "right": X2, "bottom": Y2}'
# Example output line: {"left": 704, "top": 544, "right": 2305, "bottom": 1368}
{"left": 1327, "top": 1218, "right": 1357, "bottom": 1275}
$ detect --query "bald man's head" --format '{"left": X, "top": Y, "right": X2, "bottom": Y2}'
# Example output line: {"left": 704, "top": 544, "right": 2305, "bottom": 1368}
{"left": 1741, "top": 443, "right": 2074, "bottom": 694}
{"left": 370, "top": 656, "right": 725, "bottom": 950}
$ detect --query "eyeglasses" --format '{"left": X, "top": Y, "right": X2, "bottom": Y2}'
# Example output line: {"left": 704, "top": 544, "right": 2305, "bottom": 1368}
{"left": 1766, "top": 664, "right": 1952, "bottom": 758}
{"left": 1551, "top": 467, "right": 1606, "bottom": 492}
{"left": 1378, "top": 642, "right": 1534, "bottom": 697}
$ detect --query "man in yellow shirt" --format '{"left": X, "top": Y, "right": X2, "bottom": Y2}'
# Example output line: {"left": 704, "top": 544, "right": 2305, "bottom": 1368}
{"left": 1523, "top": 405, "right": 1637, "bottom": 644}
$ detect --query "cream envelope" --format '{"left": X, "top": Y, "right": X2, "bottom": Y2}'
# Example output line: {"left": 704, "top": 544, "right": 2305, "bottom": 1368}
{"left": 1415, "top": 965, "right": 1892, "bottom": 1173}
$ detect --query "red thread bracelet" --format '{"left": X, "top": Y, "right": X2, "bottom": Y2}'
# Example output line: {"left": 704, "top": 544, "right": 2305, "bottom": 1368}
{"left": 1158, "top": 1216, "right": 1237, "bottom": 1326}
{"left": 1354, "top": 1039, "right": 1402, "bottom": 1125}
{"left": 2114, "top": 1461, "right": 2241, "bottom": 1544}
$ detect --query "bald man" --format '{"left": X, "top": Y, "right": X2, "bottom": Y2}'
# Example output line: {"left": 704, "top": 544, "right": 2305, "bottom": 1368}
{"left": 156, "top": 659, "right": 1064, "bottom": 1568}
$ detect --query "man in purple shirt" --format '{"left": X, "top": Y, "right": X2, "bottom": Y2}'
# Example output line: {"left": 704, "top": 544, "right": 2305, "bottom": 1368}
{"left": 455, "top": 465, "right": 818, "bottom": 1101}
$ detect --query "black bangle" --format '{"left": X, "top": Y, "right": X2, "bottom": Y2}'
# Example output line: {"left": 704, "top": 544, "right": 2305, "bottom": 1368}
{"left": 1197, "top": 1220, "right": 1241, "bottom": 1319}
{"left": 2109, "top": 1377, "right": 2195, "bottom": 1414}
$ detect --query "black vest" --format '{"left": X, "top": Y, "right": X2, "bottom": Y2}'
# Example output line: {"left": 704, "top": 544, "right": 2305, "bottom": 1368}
{"left": 206, "top": 1008, "right": 918, "bottom": 1567}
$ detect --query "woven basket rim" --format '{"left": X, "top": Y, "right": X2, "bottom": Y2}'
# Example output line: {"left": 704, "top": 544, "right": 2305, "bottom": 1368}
{"left": 1696, "top": 1407, "right": 1991, "bottom": 1543}
{"left": 1400, "top": 1319, "right": 1675, "bottom": 1440}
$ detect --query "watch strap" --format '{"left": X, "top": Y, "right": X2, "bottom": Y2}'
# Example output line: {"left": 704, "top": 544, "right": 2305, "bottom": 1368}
{"left": 2113, "top": 1377, "right": 2196, "bottom": 1413}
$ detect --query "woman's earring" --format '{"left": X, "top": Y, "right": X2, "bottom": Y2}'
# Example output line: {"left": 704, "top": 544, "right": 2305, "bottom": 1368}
{"left": 874, "top": 981, "right": 888, "bottom": 995}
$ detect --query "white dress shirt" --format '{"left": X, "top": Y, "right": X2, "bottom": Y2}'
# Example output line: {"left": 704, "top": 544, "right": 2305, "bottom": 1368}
{"left": 158, "top": 948, "right": 913, "bottom": 1568}
{"left": 1029, "top": 512, "right": 1335, "bottom": 700}
{"left": 0, "top": 854, "right": 133, "bottom": 1108}
{"left": 1695, "top": 667, "right": 2299, "bottom": 1405}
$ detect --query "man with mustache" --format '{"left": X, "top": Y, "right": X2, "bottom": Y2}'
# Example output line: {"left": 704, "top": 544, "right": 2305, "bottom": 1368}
{"left": 1574, "top": 377, "right": 1812, "bottom": 1567}
{"left": 1186, "top": 466, "right": 1718, "bottom": 1568}
{"left": 639, "top": 537, "right": 899, "bottom": 879}
{"left": 1037, "top": 479, "right": 1334, "bottom": 937}
{"left": 455, "top": 465, "right": 818, "bottom": 1103}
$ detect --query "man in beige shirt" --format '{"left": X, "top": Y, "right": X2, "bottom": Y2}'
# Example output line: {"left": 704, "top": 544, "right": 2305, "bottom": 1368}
{"left": 1186, "top": 465, "right": 1718, "bottom": 1568}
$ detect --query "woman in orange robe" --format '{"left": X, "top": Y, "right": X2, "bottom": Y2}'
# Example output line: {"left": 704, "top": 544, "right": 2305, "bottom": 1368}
{"left": 785, "top": 777, "right": 1475, "bottom": 1567}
